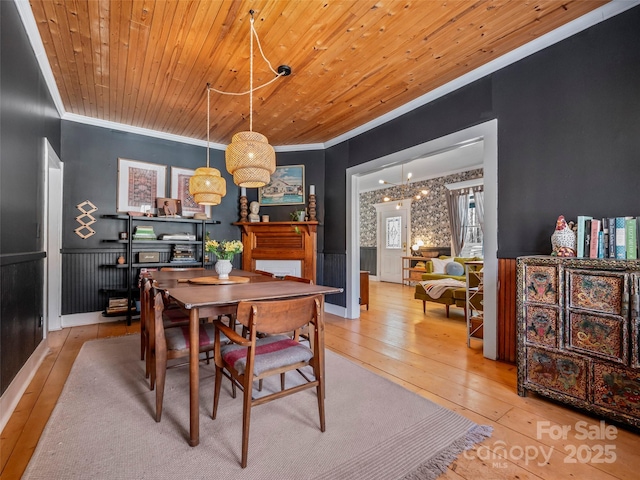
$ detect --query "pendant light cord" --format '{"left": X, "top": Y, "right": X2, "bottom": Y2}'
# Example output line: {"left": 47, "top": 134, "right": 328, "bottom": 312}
{"left": 206, "top": 83, "right": 211, "bottom": 168}
{"left": 250, "top": 15, "right": 254, "bottom": 132}
{"left": 207, "top": 12, "right": 287, "bottom": 98}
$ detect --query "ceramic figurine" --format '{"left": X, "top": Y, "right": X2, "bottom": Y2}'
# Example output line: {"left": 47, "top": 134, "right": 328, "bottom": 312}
{"left": 551, "top": 215, "right": 577, "bottom": 257}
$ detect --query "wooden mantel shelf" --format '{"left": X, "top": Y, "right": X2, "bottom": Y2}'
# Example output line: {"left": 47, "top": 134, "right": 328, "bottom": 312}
{"left": 234, "top": 221, "right": 318, "bottom": 236}
{"left": 234, "top": 221, "right": 318, "bottom": 283}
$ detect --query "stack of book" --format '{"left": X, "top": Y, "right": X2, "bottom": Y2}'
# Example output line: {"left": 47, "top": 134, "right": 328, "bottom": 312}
{"left": 106, "top": 297, "right": 133, "bottom": 315}
{"left": 171, "top": 244, "right": 196, "bottom": 263}
{"left": 132, "top": 225, "right": 157, "bottom": 240}
{"left": 576, "top": 216, "right": 638, "bottom": 260}
{"left": 159, "top": 232, "right": 196, "bottom": 241}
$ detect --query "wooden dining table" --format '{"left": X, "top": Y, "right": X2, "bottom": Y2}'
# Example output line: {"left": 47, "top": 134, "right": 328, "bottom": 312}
{"left": 149, "top": 269, "right": 342, "bottom": 447}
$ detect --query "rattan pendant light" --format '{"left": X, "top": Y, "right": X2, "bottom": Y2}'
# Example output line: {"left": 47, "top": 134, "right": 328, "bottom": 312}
{"left": 189, "top": 85, "right": 226, "bottom": 205}
{"left": 225, "top": 11, "right": 277, "bottom": 188}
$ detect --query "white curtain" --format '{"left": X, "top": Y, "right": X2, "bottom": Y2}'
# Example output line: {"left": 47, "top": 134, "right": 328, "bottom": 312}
{"left": 446, "top": 189, "right": 469, "bottom": 256}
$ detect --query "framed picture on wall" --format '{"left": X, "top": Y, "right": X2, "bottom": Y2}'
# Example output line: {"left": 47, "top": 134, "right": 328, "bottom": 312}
{"left": 259, "top": 164, "right": 305, "bottom": 206}
{"left": 170, "top": 167, "right": 210, "bottom": 218}
{"left": 117, "top": 158, "right": 166, "bottom": 213}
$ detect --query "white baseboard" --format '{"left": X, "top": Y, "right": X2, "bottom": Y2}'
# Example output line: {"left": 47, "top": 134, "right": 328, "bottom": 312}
{"left": 61, "top": 311, "right": 129, "bottom": 328}
{"left": 0, "top": 339, "right": 49, "bottom": 433}
{"left": 325, "top": 302, "right": 347, "bottom": 318}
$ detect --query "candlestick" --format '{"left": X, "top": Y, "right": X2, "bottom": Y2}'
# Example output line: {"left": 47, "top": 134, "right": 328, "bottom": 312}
{"left": 308, "top": 193, "right": 317, "bottom": 221}
{"left": 239, "top": 192, "right": 248, "bottom": 222}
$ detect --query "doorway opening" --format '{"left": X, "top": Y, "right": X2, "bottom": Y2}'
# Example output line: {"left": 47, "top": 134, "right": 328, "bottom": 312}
{"left": 44, "top": 139, "right": 64, "bottom": 332}
{"left": 346, "top": 119, "right": 498, "bottom": 359}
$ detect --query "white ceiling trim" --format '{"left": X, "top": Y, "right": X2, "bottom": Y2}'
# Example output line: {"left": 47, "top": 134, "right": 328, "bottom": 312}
{"left": 15, "top": 0, "right": 639, "bottom": 151}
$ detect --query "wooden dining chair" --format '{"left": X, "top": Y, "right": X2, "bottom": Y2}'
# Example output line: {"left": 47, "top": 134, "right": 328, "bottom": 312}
{"left": 140, "top": 278, "right": 191, "bottom": 375}
{"left": 146, "top": 284, "right": 225, "bottom": 423}
{"left": 254, "top": 269, "right": 274, "bottom": 277}
{"left": 283, "top": 274, "right": 313, "bottom": 284}
{"left": 212, "top": 294, "right": 325, "bottom": 468}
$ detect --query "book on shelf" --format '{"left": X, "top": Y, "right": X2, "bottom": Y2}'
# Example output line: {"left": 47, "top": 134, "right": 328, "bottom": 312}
{"left": 583, "top": 219, "right": 592, "bottom": 258}
{"left": 158, "top": 233, "right": 196, "bottom": 241}
{"left": 573, "top": 215, "right": 640, "bottom": 260}
{"left": 132, "top": 225, "right": 157, "bottom": 240}
{"left": 589, "top": 219, "right": 601, "bottom": 259}
{"left": 597, "top": 230, "right": 605, "bottom": 259}
{"left": 601, "top": 219, "right": 609, "bottom": 258}
{"left": 108, "top": 297, "right": 128, "bottom": 308}
{"left": 608, "top": 217, "right": 616, "bottom": 258}
{"left": 615, "top": 217, "right": 627, "bottom": 259}
{"left": 576, "top": 215, "right": 592, "bottom": 258}
{"left": 626, "top": 217, "right": 637, "bottom": 260}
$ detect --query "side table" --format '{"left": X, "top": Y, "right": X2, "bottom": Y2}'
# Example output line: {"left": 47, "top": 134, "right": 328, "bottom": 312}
{"left": 360, "top": 271, "right": 370, "bottom": 310}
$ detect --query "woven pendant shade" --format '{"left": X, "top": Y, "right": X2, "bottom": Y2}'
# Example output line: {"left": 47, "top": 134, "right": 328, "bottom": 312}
{"left": 225, "top": 131, "right": 276, "bottom": 188}
{"left": 189, "top": 167, "right": 226, "bottom": 206}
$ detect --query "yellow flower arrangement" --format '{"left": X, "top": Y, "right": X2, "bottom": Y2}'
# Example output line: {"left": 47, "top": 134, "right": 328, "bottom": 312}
{"left": 205, "top": 239, "right": 243, "bottom": 260}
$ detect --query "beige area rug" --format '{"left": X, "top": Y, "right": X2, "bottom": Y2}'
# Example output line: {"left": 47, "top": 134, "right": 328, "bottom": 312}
{"left": 24, "top": 334, "right": 491, "bottom": 479}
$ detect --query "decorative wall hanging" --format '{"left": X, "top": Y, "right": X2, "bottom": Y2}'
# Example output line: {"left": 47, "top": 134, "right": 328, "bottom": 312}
{"left": 117, "top": 158, "right": 166, "bottom": 213}
{"left": 258, "top": 165, "right": 305, "bottom": 206}
{"left": 75, "top": 200, "right": 97, "bottom": 239}
{"left": 171, "top": 166, "right": 211, "bottom": 218}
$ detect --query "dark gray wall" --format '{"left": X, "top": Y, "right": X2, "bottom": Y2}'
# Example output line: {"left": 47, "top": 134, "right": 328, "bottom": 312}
{"left": 327, "top": 5, "right": 640, "bottom": 260}
{"left": 3, "top": 2, "right": 639, "bottom": 384}
{"left": 1, "top": 0, "right": 61, "bottom": 394}
{"left": 60, "top": 122, "right": 327, "bottom": 313}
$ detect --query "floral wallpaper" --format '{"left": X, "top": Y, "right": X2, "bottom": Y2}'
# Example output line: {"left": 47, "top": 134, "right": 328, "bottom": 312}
{"left": 359, "top": 169, "right": 483, "bottom": 248}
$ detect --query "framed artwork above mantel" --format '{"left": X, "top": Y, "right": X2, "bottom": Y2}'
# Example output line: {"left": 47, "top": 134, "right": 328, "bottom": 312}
{"left": 259, "top": 165, "right": 305, "bottom": 206}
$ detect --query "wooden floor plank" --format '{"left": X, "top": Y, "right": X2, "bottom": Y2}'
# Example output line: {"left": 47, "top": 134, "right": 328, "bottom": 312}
{"left": 2, "top": 281, "right": 640, "bottom": 479}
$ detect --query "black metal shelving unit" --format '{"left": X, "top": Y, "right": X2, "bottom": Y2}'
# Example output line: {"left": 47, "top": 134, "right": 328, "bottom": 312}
{"left": 101, "top": 214, "right": 220, "bottom": 324}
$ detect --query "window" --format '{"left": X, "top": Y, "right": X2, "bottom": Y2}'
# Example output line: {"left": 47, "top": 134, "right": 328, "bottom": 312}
{"left": 462, "top": 193, "right": 483, "bottom": 257}
{"left": 386, "top": 216, "right": 402, "bottom": 249}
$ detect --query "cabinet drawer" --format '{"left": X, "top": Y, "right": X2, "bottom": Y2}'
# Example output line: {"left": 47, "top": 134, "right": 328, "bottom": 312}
{"left": 526, "top": 347, "right": 588, "bottom": 400}
{"left": 524, "top": 265, "right": 559, "bottom": 305}
{"left": 592, "top": 363, "right": 640, "bottom": 418}
{"left": 566, "top": 269, "right": 626, "bottom": 315}
{"left": 566, "top": 310, "right": 628, "bottom": 364}
{"left": 524, "top": 304, "right": 560, "bottom": 348}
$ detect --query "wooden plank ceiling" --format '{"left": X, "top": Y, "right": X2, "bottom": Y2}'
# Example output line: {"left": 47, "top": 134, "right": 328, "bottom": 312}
{"left": 30, "top": 0, "right": 607, "bottom": 146}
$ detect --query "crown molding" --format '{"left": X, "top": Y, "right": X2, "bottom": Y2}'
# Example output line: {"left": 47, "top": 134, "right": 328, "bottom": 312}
{"left": 323, "top": 0, "right": 639, "bottom": 148}
{"left": 16, "top": 0, "right": 639, "bottom": 151}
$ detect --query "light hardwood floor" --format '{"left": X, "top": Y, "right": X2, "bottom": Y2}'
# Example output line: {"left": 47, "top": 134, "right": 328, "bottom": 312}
{"left": 2, "top": 280, "right": 639, "bottom": 479}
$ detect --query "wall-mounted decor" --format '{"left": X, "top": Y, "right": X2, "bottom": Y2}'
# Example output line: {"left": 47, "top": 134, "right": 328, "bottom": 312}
{"left": 156, "top": 198, "right": 182, "bottom": 217}
{"left": 171, "top": 167, "right": 210, "bottom": 218}
{"left": 75, "top": 200, "right": 97, "bottom": 239}
{"left": 117, "top": 158, "right": 166, "bottom": 213}
{"left": 258, "top": 165, "right": 305, "bottom": 206}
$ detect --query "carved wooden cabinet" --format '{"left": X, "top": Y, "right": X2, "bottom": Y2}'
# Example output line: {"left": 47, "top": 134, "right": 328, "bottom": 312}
{"left": 517, "top": 256, "right": 640, "bottom": 428}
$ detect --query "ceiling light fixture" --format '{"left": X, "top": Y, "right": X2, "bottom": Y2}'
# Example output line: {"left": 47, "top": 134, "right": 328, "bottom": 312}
{"left": 223, "top": 10, "right": 292, "bottom": 188}
{"left": 378, "top": 164, "right": 429, "bottom": 208}
{"left": 189, "top": 84, "right": 226, "bottom": 205}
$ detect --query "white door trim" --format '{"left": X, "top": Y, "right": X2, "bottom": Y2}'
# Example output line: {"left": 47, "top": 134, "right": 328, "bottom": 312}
{"left": 346, "top": 119, "right": 498, "bottom": 359}
{"left": 44, "top": 139, "right": 64, "bottom": 332}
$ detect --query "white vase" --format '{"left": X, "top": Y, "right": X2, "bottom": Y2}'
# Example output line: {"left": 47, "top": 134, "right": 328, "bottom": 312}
{"left": 215, "top": 259, "right": 233, "bottom": 280}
